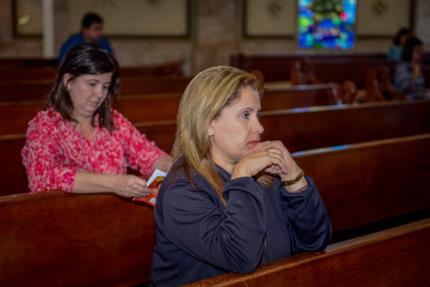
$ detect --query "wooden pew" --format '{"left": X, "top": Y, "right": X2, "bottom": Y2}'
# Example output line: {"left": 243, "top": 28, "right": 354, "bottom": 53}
{"left": 312, "top": 60, "right": 396, "bottom": 89}
{"left": 422, "top": 65, "right": 430, "bottom": 88}
{"left": 0, "top": 94, "right": 182, "bottom": 135}
{"left": 230, "top": 53, "right": 389, "bottom": 82}
{"left": 0, "top": 192, "right": 155, "bottom": 287}
{"left": 262, "top": 83, "right": 340, "bottom": 108}
{"left": 0, "top": 80, "right": 52, "bottom": 101}
{"left": 139, "top": 132, "right": 430, "bottom": 234}
{"left": 0, "top": 67, "right": 57, "bottom": 81}
{"left": 187, "top": 218, "right": 430, "bottom": 287}
{"left": 0, "top": 57, "right": 57, "bottom": 68}
{"left": 230, "top": 53, "right": 411, "bottom": 89}
{"left": 0, "top": 100, "right": 45, "bottom": 135}
{"left": 2, "top": 135, "right": 430, "bottom": 286}
{"left": 293, "top": 134, "right": 430, "bottom": 233}
{"left": 119, "top": 61, "right": 184, "bottom": 77}
{"left": 261, "top": 100, "right": 430, "bottom": 152}
{"left": 2, "top": 100, "right": 430, "bottom": 195}
{"left": 0, "top": 76, "right": 191, "bottom": 101}
{"left": 135, "top": 100, "right": 430, "bottom": 153}
{"left": 0, "top": 62, "right": 184, "bottom": 82}
{"left": 0, "top": 84, "right": 340, "bottom": 135}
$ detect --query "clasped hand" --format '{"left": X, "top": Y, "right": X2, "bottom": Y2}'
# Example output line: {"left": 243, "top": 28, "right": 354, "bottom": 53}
{"left": 232, "top": 141, "right": 305, "bottom": 191}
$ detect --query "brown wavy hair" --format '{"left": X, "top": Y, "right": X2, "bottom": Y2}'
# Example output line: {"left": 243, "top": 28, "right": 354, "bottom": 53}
{"left": 48, "top": 43, "right": 119, "bottom": 131}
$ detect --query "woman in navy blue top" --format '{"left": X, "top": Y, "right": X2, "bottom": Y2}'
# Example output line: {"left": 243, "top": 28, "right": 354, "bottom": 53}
{"left": 151, "top": 66, "right": 331, "bottom": 286}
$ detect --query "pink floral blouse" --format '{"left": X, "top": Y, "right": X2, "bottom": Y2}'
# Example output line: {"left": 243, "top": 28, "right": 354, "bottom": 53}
{"left": 21, "top": 108, "right": 167, "bottom": 193}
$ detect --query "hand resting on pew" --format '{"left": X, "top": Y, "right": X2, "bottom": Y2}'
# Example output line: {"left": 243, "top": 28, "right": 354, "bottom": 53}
{"left": 21, "top": 44, "right": 172, "bottom": 197}
{"left": 150, "top": 66, "right": 332, "bottom": 286}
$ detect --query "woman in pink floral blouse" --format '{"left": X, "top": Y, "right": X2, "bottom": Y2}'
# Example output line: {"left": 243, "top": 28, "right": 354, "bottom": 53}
{"left": 22, "top": 44, "right": 172, "bottom": 197}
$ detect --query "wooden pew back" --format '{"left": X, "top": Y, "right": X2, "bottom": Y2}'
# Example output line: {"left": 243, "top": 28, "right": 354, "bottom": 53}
{"left": 263, "top": 83, "right": 339, "bottom": 108}
{"left": 0, "top": 58, "right": 57, "bottom": 68}
{"left": 0, "top": 77, "right": 191, "bottom": 101}
{"left": 0, "top": 62, "right": 183, "bottom": 82}
{"left": 186, "top": 218, "right": 430, "bottom": 287}
{"left": 2, "top": 135, "right": 430, "bottom": 286}
{"left": 294, "top": 134, "right": 430, "bottom": 232}
{"left": 230, "top": 53, "right": 389, "bottom": 82}
{"left": 2, "top": 101, "right": 430, "bottom": 196}
{"left": 261, "top": 100, "right": 430, "bottom": 151}
{"left": 0, "top": 192, "right": 155, "bottom": 287}
{"left": 135, "top": 100, "right": 430, "bottom": 154}
{"left": 423, "top": 65, "right": 430, "bottom": 88}
{"left": 0, "top": 84, "right": 340, "bottom": 135}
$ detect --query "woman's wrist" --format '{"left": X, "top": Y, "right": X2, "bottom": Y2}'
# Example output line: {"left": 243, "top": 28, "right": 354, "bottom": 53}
{"left": 281, "top": 169, "right": 308, "bottom": 193}
{"left": 284, "top": 177, "right": 308, "bottom": 193}
{"left": 231, "top": 164, "right": 250, "bottom": 179}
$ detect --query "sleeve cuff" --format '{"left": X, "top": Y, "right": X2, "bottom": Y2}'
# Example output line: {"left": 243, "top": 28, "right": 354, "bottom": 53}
{"left": 224, "top": 176, "right": 265, "bottom": 201}
{"left": 280, "top": 176, "right": 315, "bottom": 198}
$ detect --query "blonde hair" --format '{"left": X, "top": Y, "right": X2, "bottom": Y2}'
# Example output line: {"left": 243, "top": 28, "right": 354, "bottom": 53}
{"left": 172, "top": 66, "right": 260, "bottom": 202}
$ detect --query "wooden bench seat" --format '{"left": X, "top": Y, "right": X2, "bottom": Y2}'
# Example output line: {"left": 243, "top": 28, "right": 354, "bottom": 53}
{"left": 0, "top": 192, "right": 155, "bottom": 287}
{"left": 186, "top": 218, "right": 430, "bottom": 287}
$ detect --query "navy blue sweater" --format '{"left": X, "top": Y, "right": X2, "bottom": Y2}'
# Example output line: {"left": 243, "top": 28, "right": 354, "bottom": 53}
{"left": 150, "top": 161, "right": 331, "bottom": 286}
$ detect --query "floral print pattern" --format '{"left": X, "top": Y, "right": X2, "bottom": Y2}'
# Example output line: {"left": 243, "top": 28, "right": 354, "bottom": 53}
{"left": 22, "top": 108, "right": 166, "bottom": 193}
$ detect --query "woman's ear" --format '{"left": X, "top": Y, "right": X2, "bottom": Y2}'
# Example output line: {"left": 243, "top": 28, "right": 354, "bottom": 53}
{"left": 208, "top": 124, "right": 214, "bottom": 138}
{"left": 63, "top": 73, "right": 72, "bottom": 90}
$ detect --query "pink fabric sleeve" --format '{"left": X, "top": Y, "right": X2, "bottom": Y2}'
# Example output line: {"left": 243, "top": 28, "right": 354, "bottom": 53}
{"left": 21, "top": 114, "right": 77, "bottom": 193}
{"left": 114, "top": 111, "right": 167, "bottom": 177}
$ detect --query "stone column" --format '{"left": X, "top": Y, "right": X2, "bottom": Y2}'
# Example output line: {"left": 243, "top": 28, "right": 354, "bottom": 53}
{"left": 193, "top": 0, "right": 241, "bottom": 73}
{"left": 42, "top": 0, "right": 55, "bottom": 57}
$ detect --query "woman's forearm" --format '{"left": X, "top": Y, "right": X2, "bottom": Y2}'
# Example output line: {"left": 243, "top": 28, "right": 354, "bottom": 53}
{"left": 72, "top": 171, "right": 117, "bottom": 194}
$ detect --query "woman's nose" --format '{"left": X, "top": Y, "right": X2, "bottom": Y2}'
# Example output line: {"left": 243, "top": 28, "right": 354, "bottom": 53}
{"left": 253, "top": 118, "right": 264, "bottom": 134}
{"left": 94, "top": 86, "right": 105, "bottom": 98}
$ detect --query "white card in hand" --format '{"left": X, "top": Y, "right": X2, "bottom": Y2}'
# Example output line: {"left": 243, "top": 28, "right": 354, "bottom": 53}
{"left": 146, "top": 169, "right": 167, "bottom": 188}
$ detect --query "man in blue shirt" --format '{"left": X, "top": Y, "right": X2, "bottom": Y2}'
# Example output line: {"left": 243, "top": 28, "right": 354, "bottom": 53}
{"left": 58, "top": 12, "right": 114, "bottom": 63}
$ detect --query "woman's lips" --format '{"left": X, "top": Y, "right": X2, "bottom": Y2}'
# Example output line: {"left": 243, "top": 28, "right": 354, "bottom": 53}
{"left": 248, "top": 140, "right": 260, "bottom": 145}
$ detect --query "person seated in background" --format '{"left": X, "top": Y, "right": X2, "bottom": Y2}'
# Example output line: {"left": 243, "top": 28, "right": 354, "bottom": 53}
{"left": 58, "top": 12, "right": 114, "bottom": 63}
{"left": 291, "top": 58, "right": 320, "bottom": 85}
{"left": 393, "top": 36, "right": 427, "bottom": 100}
{"left": 387, "top": 27, "right": 411, "bottom": 61}
{"left": 22, "top": 44, "right": 172, "bottom": 197}
{"left": 150, "top": 66, "right": 332, "bottom": 286}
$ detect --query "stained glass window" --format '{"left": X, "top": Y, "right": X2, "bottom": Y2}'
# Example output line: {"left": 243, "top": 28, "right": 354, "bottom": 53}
{"left": 298, "top": 0, "right": 357, "bottom": 49}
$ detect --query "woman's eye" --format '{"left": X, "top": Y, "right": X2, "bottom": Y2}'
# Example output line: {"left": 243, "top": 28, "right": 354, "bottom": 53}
{"left": 88, "top": 82, "right": 97, "bottom": 87}
{"left": 241, "top": 111, "right": 251, "bottom": 119}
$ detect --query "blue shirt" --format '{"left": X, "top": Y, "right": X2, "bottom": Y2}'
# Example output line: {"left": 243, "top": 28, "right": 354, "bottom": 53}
{"left": 58, "top": 33, "right": 114, "bottom": 63}
{"left": 387, "top": 45, "right": 402, "bottom": 61}
{"left": 393, "top": 62, "right": 426, "bottom": 100}
{"left": 150, "top": 159, "right": 332, "bottom": 286}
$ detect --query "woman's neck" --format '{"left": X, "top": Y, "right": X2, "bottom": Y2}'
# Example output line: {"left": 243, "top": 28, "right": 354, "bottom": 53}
{"left": 210, "top": 152, "right": 234, "bottom": 174}
{"left": 73, "top": 113, "right": 96, "bottom": 140}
